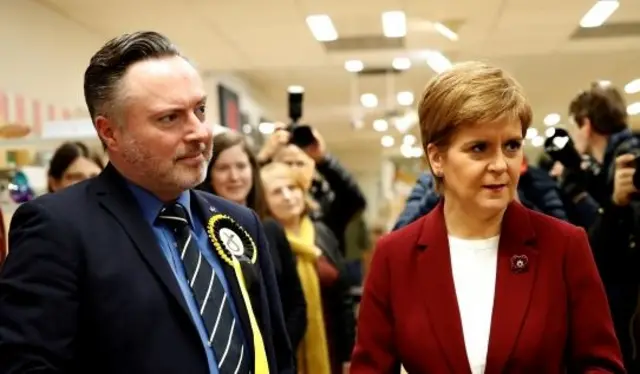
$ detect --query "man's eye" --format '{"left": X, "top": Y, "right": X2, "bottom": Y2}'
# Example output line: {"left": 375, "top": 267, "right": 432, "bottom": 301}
{"left": 160, "top": 113, "right": 178, "bottom": 123}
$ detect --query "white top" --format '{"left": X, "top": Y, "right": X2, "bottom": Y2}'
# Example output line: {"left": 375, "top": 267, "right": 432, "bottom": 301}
{"left": 448, "top": 235, "right": 500, "bottom": 374}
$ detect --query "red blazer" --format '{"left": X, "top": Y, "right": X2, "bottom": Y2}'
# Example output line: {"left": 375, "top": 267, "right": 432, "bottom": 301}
{"left": 351, "top": 202, "right": 624, "bottom": 374}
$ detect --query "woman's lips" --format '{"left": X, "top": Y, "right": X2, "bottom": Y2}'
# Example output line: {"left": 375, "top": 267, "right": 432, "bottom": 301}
{"left": 483, "top": 184, "right": 507, "bottom": 191}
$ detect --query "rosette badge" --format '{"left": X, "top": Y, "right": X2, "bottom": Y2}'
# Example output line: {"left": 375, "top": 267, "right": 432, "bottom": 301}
{"left": 206, "top": 213, "right": 257, "bottom": 266}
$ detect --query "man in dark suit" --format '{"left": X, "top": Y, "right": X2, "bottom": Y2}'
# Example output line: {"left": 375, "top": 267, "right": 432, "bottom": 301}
{"left": 0, "top": 31, "right": 294, "bottom": 374}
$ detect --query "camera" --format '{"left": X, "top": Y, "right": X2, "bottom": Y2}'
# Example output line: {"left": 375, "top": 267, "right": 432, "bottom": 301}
{"left": 543, "top": 128, "right": 583, "bottom": 171}
{"left": 613, "top": 136, "right": 640, "bottom": 190}
{"left": 544, "top": 128, "right": 601, "bottom": 177}
{"left": 544, "top": 127, "right": 605, "bottom": 201}
{"left": 286, "top": 87, "right": 317, "bottom": 148}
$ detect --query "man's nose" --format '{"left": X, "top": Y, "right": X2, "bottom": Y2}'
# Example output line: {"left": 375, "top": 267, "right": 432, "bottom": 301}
{"left": 185, "top": 115, "right": 211, "bottom": 142}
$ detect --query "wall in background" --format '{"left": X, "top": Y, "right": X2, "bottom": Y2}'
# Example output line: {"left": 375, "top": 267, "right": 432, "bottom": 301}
{"left": 203, "top": 73, "right": 276, "bottom": 129}
{"left": 0, "top": 1, "right": 102, "bottom": 113}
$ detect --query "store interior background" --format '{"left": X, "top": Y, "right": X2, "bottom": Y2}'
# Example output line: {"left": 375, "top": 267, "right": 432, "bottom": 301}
{"left": 0, "top": 0, "right": 639, "bottom": 229}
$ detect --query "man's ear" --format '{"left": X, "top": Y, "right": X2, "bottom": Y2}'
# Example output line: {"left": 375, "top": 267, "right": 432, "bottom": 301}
{"left": 95, "top": 116, "right": 118, "bottom": 152}
{"left": 582, "top": 118, "right": 593, "bottom": 138}
{"left": 426, "top": 143, "right": 444, "bottom": 177}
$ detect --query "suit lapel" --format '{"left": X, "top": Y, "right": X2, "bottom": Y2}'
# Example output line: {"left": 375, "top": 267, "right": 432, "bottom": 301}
{"left": 190, "top": 191, "right": 256, "bottom": 358}
{"left": 92, "top": 164, "right": 192, "bottom": 320}
{"left": 485, "top": 202, "right": 538, "bottom": 373}
{"left": 417, "top": 202, "right": 472, "bottom": 374}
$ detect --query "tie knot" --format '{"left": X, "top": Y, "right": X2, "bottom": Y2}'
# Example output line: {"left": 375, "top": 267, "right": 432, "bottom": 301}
{"left": 156, "top": 203, "right": 189, "bottom": 229}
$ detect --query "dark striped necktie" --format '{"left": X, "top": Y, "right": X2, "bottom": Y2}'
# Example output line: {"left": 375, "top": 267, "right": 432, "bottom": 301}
{"left": 157, "top": 203, "right": 250, "bottom": 374}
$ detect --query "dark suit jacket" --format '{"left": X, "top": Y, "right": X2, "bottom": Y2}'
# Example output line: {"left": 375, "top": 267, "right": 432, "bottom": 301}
{"left": 0, "top": 164, "right": 294, "bottom": 374}
{"left": 351, "top": 201, "right": 624, "bottom": 374}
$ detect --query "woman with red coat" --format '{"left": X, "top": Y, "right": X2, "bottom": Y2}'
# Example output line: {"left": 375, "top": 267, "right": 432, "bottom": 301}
{"left": 350, "top": 61, "right": 624, "bottom": 374}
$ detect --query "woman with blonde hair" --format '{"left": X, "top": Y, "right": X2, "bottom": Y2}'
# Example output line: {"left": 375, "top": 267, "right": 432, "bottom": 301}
{"left": 261, "top": 162, "right": 355, "bottom": 374}
{"left": 350, "top": 61, "right": 624, "bottom": 373}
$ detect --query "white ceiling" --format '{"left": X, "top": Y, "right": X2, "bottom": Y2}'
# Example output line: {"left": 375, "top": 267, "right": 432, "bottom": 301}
{"left": 33, "top": 0, "right": 640, "bottom": 160}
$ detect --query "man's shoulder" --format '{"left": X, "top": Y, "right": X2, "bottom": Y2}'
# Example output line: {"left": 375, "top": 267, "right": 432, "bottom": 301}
{"left": 22, "top": 179, "right": 95, "bottom": 216}
{"left": 10, "top": 180, "right": 96, "bottom": 242}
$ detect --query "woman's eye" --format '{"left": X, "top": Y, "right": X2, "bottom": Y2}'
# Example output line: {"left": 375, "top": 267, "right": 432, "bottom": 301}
{"left": 471, "top": 143, "right": 486, "bottom": 152}
{"left": 505, "top": 140, "right": 522, "bottom": 152}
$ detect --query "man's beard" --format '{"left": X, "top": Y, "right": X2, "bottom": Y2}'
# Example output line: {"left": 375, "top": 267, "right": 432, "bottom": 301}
{"left": 121, "top": 137, "right": 207, "bottom": 194}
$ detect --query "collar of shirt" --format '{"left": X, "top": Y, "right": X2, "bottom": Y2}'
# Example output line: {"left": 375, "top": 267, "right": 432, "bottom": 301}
{"left": 126, "top": 182, "right": 194, "bottom": 229}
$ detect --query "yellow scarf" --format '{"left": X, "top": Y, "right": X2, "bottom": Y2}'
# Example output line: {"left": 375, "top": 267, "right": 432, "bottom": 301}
{"left": 285, "top": 216, "right": 332, "bottom": 374}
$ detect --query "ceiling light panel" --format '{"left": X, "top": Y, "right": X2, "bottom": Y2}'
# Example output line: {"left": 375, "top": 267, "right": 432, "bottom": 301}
{"left": 543, "top": 113, "right": 560, "bottom": 126}
{"left": 392, "top": 57, "right": 411, "bottom": 70}
{"left": 579, "top": 0, "right": 619, "bottom": 28}
{"left": 424, "top": 51, "right": 452, "bottom": 73}
{"left": 381, "top": 135, "right": 395, "bottom": 147}
{"left": 625, "top": 79, "right": 640, "bottom": 94}
{"left": 373, "top": 119, "right": 389, "bottom": 132}
{"left": 382, "top": 11, "right": 407, "bottom": 38}
{"left": 306, "top": 14, "right": 338, "bottom": 41}
{"left": 397, "top": 91, "right": 414, "bottom": 106}
{"left": 433, "top": 22, "right": 458, "bottom": 41}
{"left": 344, "top": 60, "right": 364, "bottom": 73}
{"left": 360, "top": 93, "right": 378, "bottom": 108}
{"left": 628, "top": 102, "right": 640, "bottom": 116}
{"left": 531, "top": 135, "right": 544, "bottom": 147}
{"left": 526, "top": 128, "right": 538, "bottom": 140}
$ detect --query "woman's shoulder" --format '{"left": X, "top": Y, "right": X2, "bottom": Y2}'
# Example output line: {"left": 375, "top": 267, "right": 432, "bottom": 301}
{"left": 524, "top": 205, "right": 582, "bottom": 237}
{"left": 261, "top": 217, "right": 281, "bottom": 231}
{"left": 372, "top": 215, "right": 428, "bottom": 258}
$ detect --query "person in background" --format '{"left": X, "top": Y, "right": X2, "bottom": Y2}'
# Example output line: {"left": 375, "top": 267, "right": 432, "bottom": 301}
{"left": 568, "top": 82, "right": 640, "bottom": 371}
{"left": 257, "top": 126, "right": 367, "bottom": 258}
{"left": 261, "top": 162, "right": 355, "bottom": 374}
{"left": 342, "top": 210, "right": 370, "bottom": 286}
{"left": 199, "top": 130, "right": 307, "bottom": 354}
{"left": 47, "top": 141, "right": 104, "bottom": 192}
{"left": 351, "top": 61, "right": 623, "bottom": 373}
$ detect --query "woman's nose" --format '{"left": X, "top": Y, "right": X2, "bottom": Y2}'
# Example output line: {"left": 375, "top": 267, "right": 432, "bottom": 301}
{"left": 488, "top": 152, "right": 508, "bottom": 172}
{"left": 281, "top": 187, "right": 293, "bottom": 201}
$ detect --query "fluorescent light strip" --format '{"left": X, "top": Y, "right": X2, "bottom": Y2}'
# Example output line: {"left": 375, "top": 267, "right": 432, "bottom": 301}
{"left": 433, "top": 22, "right": 458, "bottom": 41}
{"left": 580, "top": 0, "right": 619, "bottom": 28}
{"left": 382, "top": 11, "right": 407, "bottom": 38}
{"left": 306, "top": 14, "right": 338, "bottom": 41}
{"left": 425, "top": 51, "right": 452, "bottom": 73}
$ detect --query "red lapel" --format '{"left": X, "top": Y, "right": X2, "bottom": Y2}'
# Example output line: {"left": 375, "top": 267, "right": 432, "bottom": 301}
{"left": 417, "top": 202, "right": 471, "bottom": 374}
{"left": 484, "top": 202, "right": 538, "bottom": 373}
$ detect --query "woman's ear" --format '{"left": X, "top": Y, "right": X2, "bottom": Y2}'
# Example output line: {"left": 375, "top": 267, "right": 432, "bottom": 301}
{"left": 426, "top": 143, "right": 444, "bottom": 177}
